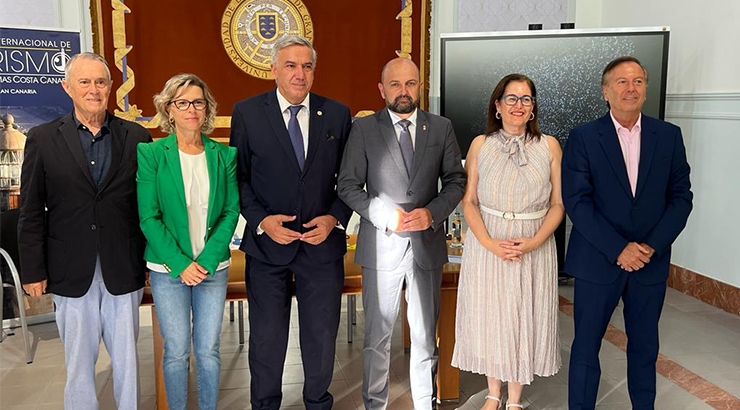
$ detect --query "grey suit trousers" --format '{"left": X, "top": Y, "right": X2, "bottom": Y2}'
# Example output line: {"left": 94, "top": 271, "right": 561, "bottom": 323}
{"left": 362, "top": 247, "right": 442, "bottom": 410}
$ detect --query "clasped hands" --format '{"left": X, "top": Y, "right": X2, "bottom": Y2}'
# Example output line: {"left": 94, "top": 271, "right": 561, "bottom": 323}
{"left": 180, "top": 262, "right": 208, "bottom": 286}
{"left": 486, "top": 237, "right": 541, "bottom": 262}
{"left": 261, "top": 214, "right": 337, "bottom": 245}
{"left": 387, "top": 208, "right": 433, "bottom": 232}
{"left": 617, "top": 242, "right": 655, "bottom": 272}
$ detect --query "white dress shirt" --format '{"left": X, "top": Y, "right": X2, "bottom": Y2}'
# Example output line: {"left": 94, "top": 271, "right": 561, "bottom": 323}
{"left": 384, "top": 108, "right": 420, "bottom": 233}
{"left": 276, "top": 89, "right": 310, "bottom": 159}
{"left": 257, "top": 90, "right": 343, "bottom": 234}
{"left": 388, "top": 108, "right": 418, "bottom": 148}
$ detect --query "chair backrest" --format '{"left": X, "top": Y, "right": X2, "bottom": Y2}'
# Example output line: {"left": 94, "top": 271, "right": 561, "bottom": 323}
{"left": 0, "top": 208, "right": 20, "bottom": 284}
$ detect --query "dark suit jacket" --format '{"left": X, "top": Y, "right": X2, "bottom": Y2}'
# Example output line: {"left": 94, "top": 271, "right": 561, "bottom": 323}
{"left": 562, "top": 113, "right": 692, "bottom": 285}
{"left": 229, "top": 90, "right": 353, "bottom": 266}
{"left": 337, "top": 108, "right": 466, "bottom": 271}
{"left": 18, "top": 112, "right": 152, "bottom": 297}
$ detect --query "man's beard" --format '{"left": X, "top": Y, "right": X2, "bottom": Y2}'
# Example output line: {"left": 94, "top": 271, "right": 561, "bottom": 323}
{"left": 387, "top": 94, "right": 418, "bottom": 114}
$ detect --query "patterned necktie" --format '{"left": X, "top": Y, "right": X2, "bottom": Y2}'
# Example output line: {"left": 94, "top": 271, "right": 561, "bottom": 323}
{"left": 397, "top": 119, "right": 414, "bottom": 176}
{"left": 288, "top": 105, "right": 305, "bottom": 170}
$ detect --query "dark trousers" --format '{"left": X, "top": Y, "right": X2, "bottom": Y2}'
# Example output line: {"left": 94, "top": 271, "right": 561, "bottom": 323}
{"left": 568, "top": 274, "right": 667, "bottom": 410}
{"left": 246, "top": 247, "right": 344, "bottom": 410}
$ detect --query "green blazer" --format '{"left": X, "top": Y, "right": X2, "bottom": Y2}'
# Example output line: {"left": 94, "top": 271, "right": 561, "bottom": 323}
{"left": 137, "top": 134, "right": 239, "bottom": 278}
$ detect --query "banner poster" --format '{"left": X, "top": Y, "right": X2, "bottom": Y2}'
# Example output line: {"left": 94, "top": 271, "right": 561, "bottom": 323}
{"left": 0, "top": 27, "right": 79, "bottom": 321}
{"left": 0, "top": 26, "right": 79, "bottom": 211}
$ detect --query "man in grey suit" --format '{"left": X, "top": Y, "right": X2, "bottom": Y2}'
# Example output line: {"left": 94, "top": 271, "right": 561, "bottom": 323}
{"left": 337, "top": 58, "right": 466, "bottom": 410}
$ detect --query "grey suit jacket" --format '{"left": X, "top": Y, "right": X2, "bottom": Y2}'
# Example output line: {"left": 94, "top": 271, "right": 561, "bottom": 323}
{"left": 337, "top": 108, "right": 466, "bottom": 271}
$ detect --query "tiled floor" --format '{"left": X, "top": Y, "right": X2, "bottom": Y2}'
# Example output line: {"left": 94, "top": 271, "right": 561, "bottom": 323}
{"left": 2, "top": 283, "right": 740, "bottom": 409}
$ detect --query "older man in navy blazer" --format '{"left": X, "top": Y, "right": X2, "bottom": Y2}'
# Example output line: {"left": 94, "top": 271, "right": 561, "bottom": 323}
{"left": 229, "top": 35, "right": 352, "bottom": 410}
{"left": 563, "top": 56, "right": 692, "bottom": 410}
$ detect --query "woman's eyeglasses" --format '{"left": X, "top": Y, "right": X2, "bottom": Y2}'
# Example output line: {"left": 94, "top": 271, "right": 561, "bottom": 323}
{"left": 169, "top": 99, "right": 207, "bottom": 111}
{"left": 501, "top": 94, "right": 535, "bottom": 107}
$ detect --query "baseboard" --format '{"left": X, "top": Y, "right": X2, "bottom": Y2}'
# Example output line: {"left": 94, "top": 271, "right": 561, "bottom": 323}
{"left": 668, "top": 264, "right": 740, "bottom": 316}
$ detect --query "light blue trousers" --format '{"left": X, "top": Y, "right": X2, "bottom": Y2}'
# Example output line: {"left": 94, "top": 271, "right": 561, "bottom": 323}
{"left": 53, "top": 258, "right": 143, "bottom": 410}
{"left": 149, "top": 268, "right": 228, "bottom": 410}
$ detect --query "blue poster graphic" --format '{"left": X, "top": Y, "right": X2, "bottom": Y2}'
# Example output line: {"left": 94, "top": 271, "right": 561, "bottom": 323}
{"left": 0, "top": 27, "right": 80, "bottom": 211}
{"left": 0, "top": 26, "right": 81, "bottom": 131}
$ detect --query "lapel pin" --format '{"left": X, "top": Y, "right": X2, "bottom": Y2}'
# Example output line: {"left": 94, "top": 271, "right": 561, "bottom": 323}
{"left": 422, "top": 124, "right": 427, "bottom": 131}
{"left": 317, "top": 110, "right": 323, "bottom": 116}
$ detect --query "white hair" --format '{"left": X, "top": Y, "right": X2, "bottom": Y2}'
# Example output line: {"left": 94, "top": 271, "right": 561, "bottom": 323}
{"left": 64, "top": 52, "right": 112, "bottom": 82}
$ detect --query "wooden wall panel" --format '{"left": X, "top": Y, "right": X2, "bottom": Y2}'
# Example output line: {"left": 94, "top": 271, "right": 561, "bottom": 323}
{"left": 92, "top": 0, "right": 430, "bottom": 139}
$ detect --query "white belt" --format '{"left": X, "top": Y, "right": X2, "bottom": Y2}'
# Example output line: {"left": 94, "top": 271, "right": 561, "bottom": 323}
{"left": 479, "top": 204, "right": 548, "bottom": 220}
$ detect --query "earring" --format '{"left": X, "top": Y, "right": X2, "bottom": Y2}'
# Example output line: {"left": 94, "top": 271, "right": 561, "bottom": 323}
{"left": 495, "top": 112, "right": 501, "bottom": 119}
{"left": 529, "top": 112, "right": 535, "bottom": 121}
{"left": 169, "top": 117, "right": 175, "bottom": 125}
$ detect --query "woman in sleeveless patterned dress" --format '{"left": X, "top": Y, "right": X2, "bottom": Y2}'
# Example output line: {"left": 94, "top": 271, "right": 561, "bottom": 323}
{"left": 451, "top": 74, "right": 565, "bottom": 409}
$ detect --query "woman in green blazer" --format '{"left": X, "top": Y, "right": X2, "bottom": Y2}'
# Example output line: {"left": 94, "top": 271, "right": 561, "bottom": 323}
{"left": 137, "top": 73, "right": 239, "bottom": 410}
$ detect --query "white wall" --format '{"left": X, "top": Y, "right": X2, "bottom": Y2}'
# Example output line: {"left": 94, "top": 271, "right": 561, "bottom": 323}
{"left": 595, "top": 0, "right": 740, "bottom": 288}
{"left": 429, "top": 0, "right": 457, "bottom": 114}
{"left": 58, "top": 0, "right": 93, "bottom": 52}
{"left": 572, "top": 0, "right": 600, "bottom": 28}
{"left": 0, "top": 0, "right": 92, "bottom": 51}
{"left": 0, "top": 0, "right": 59, "bottom": 28}
{"left": 599, "top": 0, "right": 740, "bottom": 94}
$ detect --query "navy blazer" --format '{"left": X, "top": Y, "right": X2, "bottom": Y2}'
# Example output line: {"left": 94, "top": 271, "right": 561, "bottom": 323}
{"left": 562, "top": 113, "right": 692, "bottom": 285}
{"left": 230, "top": 90, "right": 353, "bottom": 266}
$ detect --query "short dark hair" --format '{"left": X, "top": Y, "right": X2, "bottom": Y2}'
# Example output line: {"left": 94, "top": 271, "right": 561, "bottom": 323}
{"left": 601, "top": 56, "right": 649, "bottom": 87}
{"left": 486, "top": 73, "right": 542, "bottom": 141}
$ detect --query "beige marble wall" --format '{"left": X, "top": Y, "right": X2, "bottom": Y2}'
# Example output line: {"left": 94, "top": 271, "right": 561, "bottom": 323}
{"left": 668, "top": 265, "right": 740, "bottom": 316}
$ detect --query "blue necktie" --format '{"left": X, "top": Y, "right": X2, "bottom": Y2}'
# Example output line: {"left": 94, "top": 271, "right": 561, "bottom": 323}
{"left": 398, "top": 119, "right": 413, "bottom": 176}
{"left": 288, "top": 105, "right": 305, "bottom": 170}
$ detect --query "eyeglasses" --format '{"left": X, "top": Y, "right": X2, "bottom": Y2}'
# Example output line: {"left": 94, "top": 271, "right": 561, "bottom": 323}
{"left": 501, "top": 94, "right": 535, "bottom": 107}
{"left": 169, "top": 99, "right": 207, "bottom": 111}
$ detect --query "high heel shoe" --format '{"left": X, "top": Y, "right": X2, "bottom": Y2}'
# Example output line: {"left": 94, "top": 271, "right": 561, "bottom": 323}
{"left": 484, "top": 395, "right": 502, "bottom": 409}
{"left": 505, "top": 403, "right": 523, "bottom": 409}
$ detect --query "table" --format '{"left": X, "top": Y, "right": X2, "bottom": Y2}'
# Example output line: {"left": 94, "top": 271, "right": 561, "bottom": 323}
{"left": 144, "top": 238, "right": 461, "bottom": 408}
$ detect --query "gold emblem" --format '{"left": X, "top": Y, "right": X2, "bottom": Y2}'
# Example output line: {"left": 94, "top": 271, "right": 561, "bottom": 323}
{"left": 221, "top": 0, "right": 314, "bottom": 80}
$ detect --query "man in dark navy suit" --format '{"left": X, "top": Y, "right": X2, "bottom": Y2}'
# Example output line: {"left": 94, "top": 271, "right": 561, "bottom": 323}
{"left": 563, "top": 56, "right": 692, "bottom": 410}
{"left": 229, "top": 35, "right": 352, "bottom": 410}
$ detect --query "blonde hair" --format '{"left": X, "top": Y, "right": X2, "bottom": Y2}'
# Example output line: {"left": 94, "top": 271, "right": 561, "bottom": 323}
{"left": 153, "top": 73, "right": 217, "bottom": 134}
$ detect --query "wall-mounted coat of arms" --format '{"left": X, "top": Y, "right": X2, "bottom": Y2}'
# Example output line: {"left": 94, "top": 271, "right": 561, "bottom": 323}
{"left": 221, "top": 0, "right": 314, "bottom": 80}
